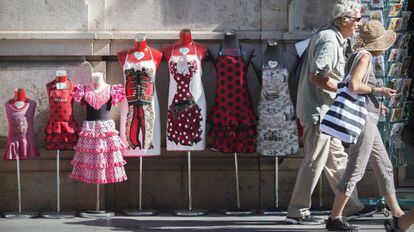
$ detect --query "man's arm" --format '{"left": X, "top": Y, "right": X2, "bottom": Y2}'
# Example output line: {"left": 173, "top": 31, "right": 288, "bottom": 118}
{"left": 309, "top": 73, "right": 338, "bottom": 92}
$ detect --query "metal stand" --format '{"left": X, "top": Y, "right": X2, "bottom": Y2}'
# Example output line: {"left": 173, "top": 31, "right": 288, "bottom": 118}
{"left": 173, "top": 151, "right": 208, "bottom": 216}
{"left": 80, "top": 184, "right": 114, "bottom": 218}
{"left": 123, "top": 157, "right": 158, "bottom": 216}
{"left": 262, "top": 157, "right": 286, "bottom": 216}
{"left": 41, "top": 150, "right": 76, "bottom": 219}
{"left": 3, "top": 156, "right": 38, "bottom": 219}
{"left": 224, "top": 153, "right": 254, "bottom": 216}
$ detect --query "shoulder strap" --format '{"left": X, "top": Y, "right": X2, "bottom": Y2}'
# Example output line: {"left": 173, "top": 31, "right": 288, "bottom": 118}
{"left": 345, "top": 50, "right": 372, "bottom": 84}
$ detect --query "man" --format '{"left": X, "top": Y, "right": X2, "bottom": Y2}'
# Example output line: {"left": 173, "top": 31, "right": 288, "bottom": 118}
{"left": 285, "top": 0, "right": 376, "bottom": 225}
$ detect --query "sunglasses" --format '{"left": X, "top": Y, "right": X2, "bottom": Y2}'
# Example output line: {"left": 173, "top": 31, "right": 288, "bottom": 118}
{"left": 344, "top": 16, "right": 362, "bottom": 22}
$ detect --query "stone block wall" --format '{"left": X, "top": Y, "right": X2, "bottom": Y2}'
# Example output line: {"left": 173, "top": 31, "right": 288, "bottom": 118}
{"left": 0, "top": 0, "right": 386, "bottom": 212}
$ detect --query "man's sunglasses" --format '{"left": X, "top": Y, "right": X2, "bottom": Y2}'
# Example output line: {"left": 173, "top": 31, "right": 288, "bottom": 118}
{"left": 344, "top": 16, "right": 362, "bottom": 22}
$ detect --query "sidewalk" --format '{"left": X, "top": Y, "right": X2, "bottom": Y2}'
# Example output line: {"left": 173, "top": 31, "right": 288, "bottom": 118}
{"left": 0, "top": 214, "right": 390, "bottom": 231}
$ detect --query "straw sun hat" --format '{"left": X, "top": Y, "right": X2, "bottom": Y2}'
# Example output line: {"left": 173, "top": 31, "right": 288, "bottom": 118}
{"left": 358, "top": 20, "right": 396, "bottom": 51}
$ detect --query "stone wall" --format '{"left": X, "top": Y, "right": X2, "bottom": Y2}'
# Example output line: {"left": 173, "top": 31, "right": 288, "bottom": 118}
{"left": 0, "top": 0, "right": 385, "bottom": 212}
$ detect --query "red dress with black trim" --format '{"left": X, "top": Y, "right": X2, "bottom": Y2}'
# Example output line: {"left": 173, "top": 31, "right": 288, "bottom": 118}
{"left": 208, "top": 47, "right": 257, "bottom": 153}
{"left": 45, "top": 79, "right": 79, "bottom": 150}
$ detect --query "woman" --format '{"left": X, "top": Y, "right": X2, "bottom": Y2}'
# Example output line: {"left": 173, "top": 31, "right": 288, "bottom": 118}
{"left": 325, "top": 20, "right": 405, "bottom": 232}
{"left": 385, "top": 209, "right": 414, "bottom": 231}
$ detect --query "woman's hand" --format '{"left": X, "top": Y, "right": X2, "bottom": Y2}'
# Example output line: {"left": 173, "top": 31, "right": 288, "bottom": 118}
{"left": 379, "top": 103, "right": 388, "bottom": 116}
{"left": 376, "top": 87, "right": 397, "bottom": 98}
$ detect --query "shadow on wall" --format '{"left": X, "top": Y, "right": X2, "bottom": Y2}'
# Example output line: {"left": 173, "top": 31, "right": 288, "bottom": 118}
{"left": 0, "top": 62, "right": 92, "bottom": 149}
{"left": 290, "top": 0, "right": 336, "bottom": 31}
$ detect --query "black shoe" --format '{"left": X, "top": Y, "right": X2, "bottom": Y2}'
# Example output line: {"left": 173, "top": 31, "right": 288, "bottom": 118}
{"left": 326, "top": 217, "right": 359, "bottom": 231}
{"left": 384, "top": 217, "right": 402, "bottom": 232}
{"left": 345, "top": 205, "right": 377, "bottom": 221}
{"left": 284, "top": 215, "right": 325, "bottom": 225}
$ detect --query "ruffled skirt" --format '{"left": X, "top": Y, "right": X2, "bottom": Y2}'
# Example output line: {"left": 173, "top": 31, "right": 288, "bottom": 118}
{"left": 69, "top": 120, "right": 127, "bottom": 184}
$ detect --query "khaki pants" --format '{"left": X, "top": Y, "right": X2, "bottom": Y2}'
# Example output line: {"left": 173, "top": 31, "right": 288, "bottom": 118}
{"left": 287, "top": 122, "right": 364, "bottom": 218}
{"left": 337, "top": 112, "right": 395, "bottom": 197}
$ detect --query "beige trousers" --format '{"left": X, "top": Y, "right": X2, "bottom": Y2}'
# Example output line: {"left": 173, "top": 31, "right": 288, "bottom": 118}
{"left": 337, "top": 112, "right": 395, "bottom": 197}
{"left": 287, "top": 122, "right": 364, "bottom": 218}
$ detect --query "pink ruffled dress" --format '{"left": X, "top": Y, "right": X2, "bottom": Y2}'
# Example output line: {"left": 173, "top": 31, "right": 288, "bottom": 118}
{"left": 4, "top": 99, "right": 40, "bottom": 160}
{"left": 69, "top": 84, "right": 128, "bottom": 184}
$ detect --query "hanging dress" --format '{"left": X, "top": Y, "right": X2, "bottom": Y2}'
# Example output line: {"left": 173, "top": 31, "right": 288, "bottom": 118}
{"left": 4, "top": 99, "right": 40, "bottom": 160}
{"left": 166, "top": 43, "right": 206, "bottom": 151}
{"left": 256, "top": 65, "right": 299, "bottom": 156}
{"left": 70, "top": 84, "right": 127, "bottom": 184}
{"left": 45, "top": 79, "right": 79, "bottom": 150}
{"left": 208, "top": 44, "right": 257, "bottom": 153}
{"left": 120, "top": 48, "right": 161, "bottom": 157}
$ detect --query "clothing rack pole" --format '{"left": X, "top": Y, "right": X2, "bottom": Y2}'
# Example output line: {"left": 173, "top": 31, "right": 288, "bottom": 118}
{"left": 234, "top": 152, "right": 241, "bottom": 209}
{"left": 96, "top": 184, "right": 100, "bottom": 211}
{"left": 188, "top": 151, "right": 192, "bottom": 211}
{"left": 57, "top": 150, "right": 60, "bottom": 212}
{"left": 16, "top": 155, "right": 22, "bottom": 213}
{"left": 275, "top": 157, "right": 279, "bottom": 208}
{"left": 139, "top": 156, "right": 143, "bottom": 211}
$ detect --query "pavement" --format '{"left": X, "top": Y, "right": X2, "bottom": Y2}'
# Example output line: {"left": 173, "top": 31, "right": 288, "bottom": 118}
{"left": 0, "top": 213, "right": 397, "bottom": 232}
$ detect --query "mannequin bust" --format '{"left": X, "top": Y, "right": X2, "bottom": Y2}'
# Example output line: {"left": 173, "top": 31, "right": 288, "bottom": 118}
{"left": 209, "top": 30, "right": 260, "bottom": 80}
{"left": 263, "top": 40, "right": 286, "bottom": 69}
{"left": 10, "top": 88, "right": 27, "bottom": 109}
{"left": 163, "top": 29, "right": 207, "bottom": 61}
{"left": 91, "top": 72, "right": 108, "bottom": 93}
{"left": 117, "top": 35, "right": 162, "bottom": 70}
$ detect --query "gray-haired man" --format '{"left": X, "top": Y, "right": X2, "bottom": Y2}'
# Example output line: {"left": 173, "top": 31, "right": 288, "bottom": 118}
{"left": 285, "top": 0, "right": 376, "bottom": 225}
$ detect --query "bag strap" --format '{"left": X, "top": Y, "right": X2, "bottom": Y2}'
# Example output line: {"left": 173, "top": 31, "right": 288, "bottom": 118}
{"left": 344, "top": 50, "right": 372, "bottom": 84}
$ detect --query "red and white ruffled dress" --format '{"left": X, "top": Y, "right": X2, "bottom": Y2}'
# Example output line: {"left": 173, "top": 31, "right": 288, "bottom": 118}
{"left": 69, "top": 84, "right": 128, "bottom": 184}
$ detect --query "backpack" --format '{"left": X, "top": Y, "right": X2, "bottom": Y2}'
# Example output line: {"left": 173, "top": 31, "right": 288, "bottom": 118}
{"left": 288, "top": 47, "right": 308, "bottom": 108}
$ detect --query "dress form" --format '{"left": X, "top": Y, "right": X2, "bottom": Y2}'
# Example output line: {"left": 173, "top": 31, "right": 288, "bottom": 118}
{"left": 164, "top": 29, "right": 208, "bottom": 216}
{"left": 118, "top": 35, "right": 162, "bottom": 216}
{"left": 41, "top": 69, "right": 77, "bottom": 219}
{"left": 3, "top": 88, "right": 39, "bottom": 219}
{"left": 209, "top": 30, "right": 257, "bottom": 215}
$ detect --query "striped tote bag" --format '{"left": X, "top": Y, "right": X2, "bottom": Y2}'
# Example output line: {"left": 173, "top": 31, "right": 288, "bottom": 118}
{"left": 320, "top": 50, "right": 371, "bottom": 144}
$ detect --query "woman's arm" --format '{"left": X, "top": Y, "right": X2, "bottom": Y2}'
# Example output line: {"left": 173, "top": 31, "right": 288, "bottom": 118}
{"left": 349, "top": 53, "right": 396, "bottom": 98}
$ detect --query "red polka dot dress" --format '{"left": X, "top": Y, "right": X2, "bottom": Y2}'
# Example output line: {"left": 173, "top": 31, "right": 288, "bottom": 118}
{"left": 45, "top": 79, "right": 79, "bottom": 150}
{"left": 208, "top": 47, "right": 257, "bottom": 153}
{"left": 166, "top": 43, "right": 206, "bottom": 151}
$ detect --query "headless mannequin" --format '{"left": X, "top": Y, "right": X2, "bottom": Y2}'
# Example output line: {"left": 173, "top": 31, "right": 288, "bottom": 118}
{"left": 163, "top": 29, "right": 207, "bottom": 61}
{"left": 10, "top": 88, "right": 27, "bottom": 110}
{"left": 118, "top": 35, "right": 162, "bottom": 70}
{"left": 208, "top": 30, "right": 260, "bottom": 81}
{"left": 91, "top": 72, "right": 108, "bottom": 93}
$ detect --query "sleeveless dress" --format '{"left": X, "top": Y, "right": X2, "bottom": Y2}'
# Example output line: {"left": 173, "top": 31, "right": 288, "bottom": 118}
{"left": 166, "top": 43, "right": 206, "bottom": 151}
{"left": 208, "top": 45, "right": 257, "bottom": 153}
{"left": 256, "top": 65, "right": 299, "bottom": 156}
{"left": 45, "top": 79, "right": 79, "bottom": 150}
{"left": 4, "top": 99, "right": 39, "bottom": 160}
{"left": 120, "top": 48, "right": 161, "bottom": 157}
{"left": 69, "top": 84, "right": 127, "bottom": 184}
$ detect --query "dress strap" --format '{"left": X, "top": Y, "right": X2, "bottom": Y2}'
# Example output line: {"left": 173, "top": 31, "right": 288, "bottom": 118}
{"left": 171, "top": 44, "right": 176, "bottom": 58}
{"left": 149, "top": 47, "right": 154, "bottom": 62}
